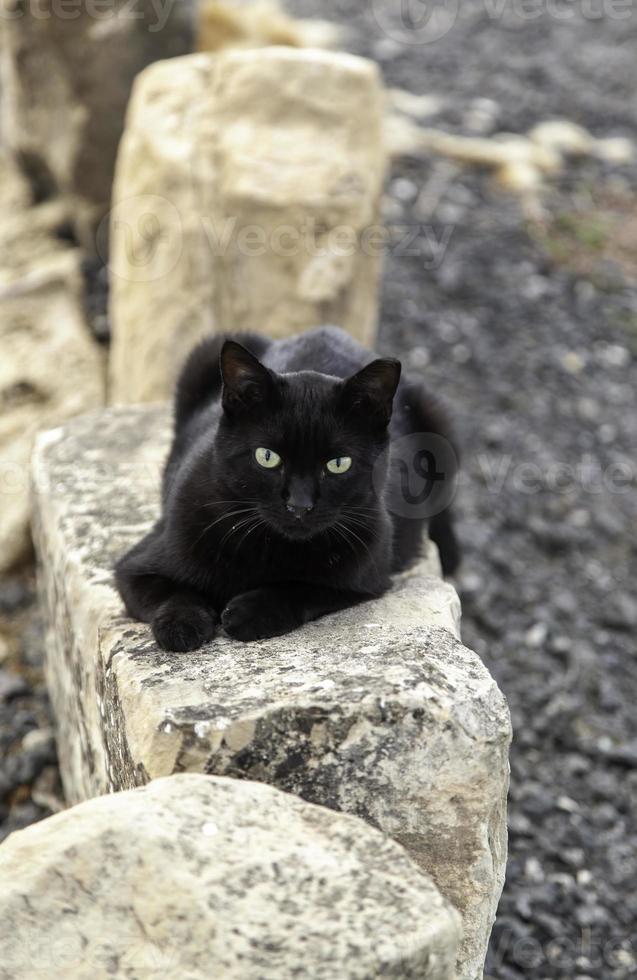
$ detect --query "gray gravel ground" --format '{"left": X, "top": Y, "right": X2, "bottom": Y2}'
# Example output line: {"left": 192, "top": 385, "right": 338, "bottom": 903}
{"left": 1, "top": 3, "right": 636, "bottom": 978}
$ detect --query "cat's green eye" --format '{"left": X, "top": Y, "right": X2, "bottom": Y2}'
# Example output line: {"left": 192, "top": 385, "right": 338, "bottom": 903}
{"left": 326, "top": 456, "right": 352, "bottom": 475}
{"left": 255, "top": 447, "right": 282, "bottom": 469}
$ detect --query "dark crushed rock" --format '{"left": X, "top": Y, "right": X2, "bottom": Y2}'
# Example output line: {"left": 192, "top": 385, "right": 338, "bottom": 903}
{"left": 0, "top": 670, "right": 29, "bottom": 702}
{"left": 81, "top": 254, "right": 111, "bottom": 345}
{"left": 0, "top": 570, "right": 62, "bottom": 843}
{"left": 1, "top": 3, "right": 636, "bottom": 977}
{"left": 0, "top": 578, "right": 33, "bottom": 616}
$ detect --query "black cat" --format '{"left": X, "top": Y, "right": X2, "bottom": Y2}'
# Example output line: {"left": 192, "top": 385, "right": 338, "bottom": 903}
{"left": 115, "top": 326, "right": 460, "bottom": 651}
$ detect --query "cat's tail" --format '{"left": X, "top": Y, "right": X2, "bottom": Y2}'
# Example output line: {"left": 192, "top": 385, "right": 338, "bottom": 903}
{"left": 174, "top": 331, "right": 271, "bottom": 428}
{"left": 428, "top": 510, "right": 461, "bottom": 577}
{"left": 399, "top": 375, "right": 462, "bottom": 576}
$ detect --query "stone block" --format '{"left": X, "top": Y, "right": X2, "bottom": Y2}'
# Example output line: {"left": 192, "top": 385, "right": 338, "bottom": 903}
{"left": 0, "top": 773, "right": 461, "bottom": 979}
{"left": 31, "top": 405, "right": 511, "bottom": 979}
{"left": 108, "top": 48, "right": 385, "bottom": 403}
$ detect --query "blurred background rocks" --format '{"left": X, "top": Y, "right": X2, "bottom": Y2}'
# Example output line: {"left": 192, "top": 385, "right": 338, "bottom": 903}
{"left": 0, "top": 0, "right": 195, "bottom": 249}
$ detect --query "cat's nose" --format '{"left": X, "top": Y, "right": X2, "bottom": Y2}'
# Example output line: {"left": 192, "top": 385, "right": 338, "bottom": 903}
{"left": 285, "top": 501, "right": 314, "bottom": 519}
{"left": 284, "top": 480, "right": 315, "bottom": 518}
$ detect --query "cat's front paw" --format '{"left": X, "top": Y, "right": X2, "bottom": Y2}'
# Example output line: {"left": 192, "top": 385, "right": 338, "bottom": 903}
{"left": 221, "top": 589, "right": 298, "bottom": 642}
{"left": 152, "top": 599, "right": 217, "bottom": 652}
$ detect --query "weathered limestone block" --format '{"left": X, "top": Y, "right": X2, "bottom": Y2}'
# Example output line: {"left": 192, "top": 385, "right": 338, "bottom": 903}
{"left": 109, "top": 48, "right": 386, "bottom": 403}
{"left": 0, "top": 773, "right": 461, "bottom": 979}
{"left": 0, "top": 159, "right": 105, "bottom": 572}
{"left": 31, "top": 406, "right": 511, "bottom": 980}
{"left": 0, "top": 0, "right": 194, "bottom": 246}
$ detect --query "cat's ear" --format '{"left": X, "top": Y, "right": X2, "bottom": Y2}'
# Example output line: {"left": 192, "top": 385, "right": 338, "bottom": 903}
{"left": 341, "top": 358, "right": 401, "bottom": 427}
{"left": 220, "top": 341, "right": 275, "bottom": 415}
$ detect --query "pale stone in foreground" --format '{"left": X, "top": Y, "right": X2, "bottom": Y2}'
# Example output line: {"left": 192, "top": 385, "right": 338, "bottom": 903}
{"left": 0, "top": 773, "right": 461, "bottom": 979}
{"left": 31, "top": 406, "right": 511, "bottom": 980}
{"left": 109, "top": 48, "right": 386, "bottom": 403}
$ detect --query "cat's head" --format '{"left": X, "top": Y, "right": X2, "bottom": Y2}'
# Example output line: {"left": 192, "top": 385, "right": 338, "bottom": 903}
{"left": 215, "top": 340, "right": 401, "bottom": 540}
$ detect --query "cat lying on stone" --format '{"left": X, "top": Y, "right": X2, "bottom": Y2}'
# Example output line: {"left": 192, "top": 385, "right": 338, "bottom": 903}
{"left": 115, "top": 326, "right": 459, "bottom": 651}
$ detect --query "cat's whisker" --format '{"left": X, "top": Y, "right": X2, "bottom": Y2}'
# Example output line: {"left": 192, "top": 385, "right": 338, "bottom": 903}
{"left": 340, "top": 512, "right": 377, "bottom": 532}
{"left": 338, "top": 519, "right": 382, "bottom": 581}
{"left": 217, "top": 513, "right": 260, "bottom": 551}
{"left": 340, "top": 505, "right": 383, "bottom": 518}
{"left": 235, "top": 517, "right": 266, "bottom": 552}
{"left": 198, "top": 499, "right": 261, "bottom": 509}
{"left": 339, "top": 511, "right": 382, "bottom": 525}
{"left": 330, "top": 522, "right": 359, "bottom": 564}
{"left": 202, "top": 507, "right": 258, "bottom": 527}
{"left": 193, "top": 507, "right": 259, "bottom": 548}
{"left": 337, "top": 510, "right": 379, "bottom": 539}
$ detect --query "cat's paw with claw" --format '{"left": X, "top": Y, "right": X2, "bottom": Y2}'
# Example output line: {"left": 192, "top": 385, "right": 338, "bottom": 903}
{"left": 152, "top": 599, "right": 217, "bottom": 652}
{"left": 221, "top": 589, "right": 299, "bottom": 642}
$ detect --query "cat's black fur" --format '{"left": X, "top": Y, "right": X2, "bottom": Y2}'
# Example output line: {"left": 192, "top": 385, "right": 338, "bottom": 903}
{"left": 115, "top": 326, "right": 460, "bottom": 651}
